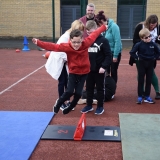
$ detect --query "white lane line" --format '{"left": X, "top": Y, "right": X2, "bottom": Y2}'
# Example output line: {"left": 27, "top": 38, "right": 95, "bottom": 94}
{"left": 0, "top": 65, "right": 45, "bottom": 95}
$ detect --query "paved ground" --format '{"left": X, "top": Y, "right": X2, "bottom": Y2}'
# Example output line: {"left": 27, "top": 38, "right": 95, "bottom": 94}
{"left": 0, "top": 38, "right": 133, "bottom": 50}
{"left": 1, "top": 48, "right": 160, "bottom": 160}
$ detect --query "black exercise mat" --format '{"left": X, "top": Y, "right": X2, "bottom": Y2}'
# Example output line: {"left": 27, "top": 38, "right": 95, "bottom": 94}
{"left": 41, "top": 125, "right": 121, "bottom": 141}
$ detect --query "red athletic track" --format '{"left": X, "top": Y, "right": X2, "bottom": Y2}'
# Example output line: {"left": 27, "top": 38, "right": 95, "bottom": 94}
{"left": 0, "top": 49, "right": 160, "bottom": 160}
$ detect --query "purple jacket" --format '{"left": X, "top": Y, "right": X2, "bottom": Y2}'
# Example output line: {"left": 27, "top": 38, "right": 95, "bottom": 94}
{"left": 79, "top": 15, "right": 95, "bottom": 39}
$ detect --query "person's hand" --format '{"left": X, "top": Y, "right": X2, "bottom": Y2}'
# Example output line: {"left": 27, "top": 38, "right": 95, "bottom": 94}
{"left": 99, "top": 67, "right": 105, "bottom": 73}
{"left": 32, "top": 38, "right": 38, "bottom": 45}
{"left": 113, "top": 57, "right": 118, "bottom": 62}
{"left": 101, "top": 20, "right": 108, "bottom": 30}
{"left": 105, "top": 24, "right": 108, "bottom": 30}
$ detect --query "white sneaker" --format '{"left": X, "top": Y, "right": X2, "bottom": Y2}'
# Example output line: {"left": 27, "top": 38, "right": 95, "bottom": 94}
{"left": 77, "top": 99, "right": 86, "bottom": 104}
{"left": 92, "top": 99, "right": 97, "bottom": 105}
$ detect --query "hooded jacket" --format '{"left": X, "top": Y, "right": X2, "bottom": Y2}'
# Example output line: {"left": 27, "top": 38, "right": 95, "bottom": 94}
{"left": 88, "top": 35, "right": 112, "bottom": 72}
{"left": 37, "top": 25, "right": 106, "bottom": 75}
{"left": 103, "top": 19, "right": 122, "bottom": 58}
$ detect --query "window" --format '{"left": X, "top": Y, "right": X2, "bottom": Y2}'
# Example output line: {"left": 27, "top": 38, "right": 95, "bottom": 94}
{"left": 118, "top": 0, "right": 146, "bottom": 5}
{"left": 61, "top": 0, "right": 80, "bottom": 5}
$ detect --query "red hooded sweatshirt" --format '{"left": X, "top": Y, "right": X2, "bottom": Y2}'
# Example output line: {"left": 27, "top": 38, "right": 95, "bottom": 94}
{"left": 37, "top": 25, "right": 106, "bottom": 75}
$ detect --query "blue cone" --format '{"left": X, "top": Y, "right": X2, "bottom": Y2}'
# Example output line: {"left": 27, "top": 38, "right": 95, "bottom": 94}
{"left": 22, "top": 36, "right": 30, "bottom": 51}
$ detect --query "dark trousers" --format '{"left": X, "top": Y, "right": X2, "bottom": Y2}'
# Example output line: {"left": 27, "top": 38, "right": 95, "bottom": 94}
{"left": 107, "top": 53, "right": 121, "bottom": 83}
{"left": 57, "top": 73, "right": 87, "bottom": 109}
{"left": 86, "top": 72, "right": 105, "bottom": 107}
{"left": 58, "top": 64, "right": 68, "bottom": 97}
{"left": 138, "top": 60, "right": 154, "bottom": 97}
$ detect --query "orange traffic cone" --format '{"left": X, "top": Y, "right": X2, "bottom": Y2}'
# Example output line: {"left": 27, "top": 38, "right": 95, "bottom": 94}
{"left": 73, "top": 113, "right": 86, "bottom": 140}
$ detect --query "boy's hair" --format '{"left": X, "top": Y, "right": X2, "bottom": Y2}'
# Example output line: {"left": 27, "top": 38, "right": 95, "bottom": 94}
{"left": 86, "top": 20, "right": 97, "bottom": 30}
{"left": 70, "top": 29, "right": 83, "bottom": 39}
{"left": 139, "top": 28, "right": 150, "bottom": 38}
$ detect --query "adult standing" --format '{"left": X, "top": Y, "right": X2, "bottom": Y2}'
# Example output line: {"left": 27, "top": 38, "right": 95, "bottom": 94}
{"left": 131, "top": 14, "right": 160, "bottom": 99}
{"left": 79, "top": 3, "right": 96, "bottom": 39}
{"left": 77, "top": 3, "right": 97, "bottom": 105}
{"left": 95, "top": 11, "right": 122, "bottom": 85}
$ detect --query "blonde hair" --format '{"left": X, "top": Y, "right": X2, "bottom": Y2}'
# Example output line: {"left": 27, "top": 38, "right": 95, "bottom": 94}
{"left": 67, "top": 20, "right": 84, "bottom": 33}
{"left": 139, "top": 28, "right": 150, "bottom": 38}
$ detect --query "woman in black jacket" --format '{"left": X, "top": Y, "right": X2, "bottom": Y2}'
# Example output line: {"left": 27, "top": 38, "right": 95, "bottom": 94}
{"left": 131, "top": 14, "right": 160, "bottom": 99}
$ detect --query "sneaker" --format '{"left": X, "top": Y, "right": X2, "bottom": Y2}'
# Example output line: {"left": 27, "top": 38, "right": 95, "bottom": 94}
{"left": 63, "top": 104, "right": 74, "bottom": 115}
{"left": 92, "top": 99, "right": 97, "bottom": 105}
{"left": 81, "top": 106, "right": 93, "bottom": 113}
{"left": 77, "top": 99, "right": 86, "bottom": 104}
{"left": 136, "top": 97, "right": 143, "bottom": 104}
{"left": 53, "top": 99, "right": 61, "bottom": 114}
{"left": 144, "top": 97, "right": 155, "bottom": 104}
{"left": 111, "top": 95, "right": 115, "bottom": 99}
{"left": 155, "top": 92, "right": 160, "bottom": 99}
{"left": 66, "top": 101, "right": 75, "bottom": 111}
{"left": 95, "top": 107, "right": 104, "bottom": 115}
{"left": 60, "top": 103, "right": 67, "bottom": 111}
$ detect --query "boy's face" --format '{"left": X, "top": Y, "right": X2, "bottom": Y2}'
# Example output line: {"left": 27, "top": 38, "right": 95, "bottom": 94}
{"left": 70, "top": 37, "right": 82, "bottom": 50}
{"left": 141, "top": 34, "right": 151, "bottom": 43}
{"left": 86, "top": 28, "right": 96, "bottom": 35}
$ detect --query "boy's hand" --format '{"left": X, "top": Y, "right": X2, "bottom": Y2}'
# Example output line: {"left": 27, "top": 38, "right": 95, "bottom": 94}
{"left": 99, "top": 67, "right": 105, "bottom": 73}
{"left": 113, "top": 57, "right": 117, "bottom": 62}
{"left": 105, "top": 24, "right": 108, "bottom": 30}
{"left": 32, "top": 38, "right": 38, "bottom": 45}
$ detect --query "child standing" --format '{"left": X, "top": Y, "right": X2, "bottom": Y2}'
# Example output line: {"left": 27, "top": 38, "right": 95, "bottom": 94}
{"left": 129, "top": 28, "right": 160, "bottom": 104}
{"left": 81, "top": 20, "right": 112, "bottom": 115}
{"left": 32, "top": 22, "right": 107, "bottom": 114}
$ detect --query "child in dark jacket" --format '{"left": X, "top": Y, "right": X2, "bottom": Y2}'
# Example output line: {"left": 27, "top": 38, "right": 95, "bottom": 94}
{"left": 81, "top": 20, "right": 112, "bottom": 115}
{"left": 32, "top": 22, "right": 107, "bottom": 114}
{"left": 130, "top": 28, "right": 160, "bottom": 104}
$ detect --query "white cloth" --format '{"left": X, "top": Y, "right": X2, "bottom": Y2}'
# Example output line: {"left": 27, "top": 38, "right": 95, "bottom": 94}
{"left": 45, "top": 32, "right": 70, "bottom": 80}
{"left": 45, "top": 51, "right": 68, "bottom": 80}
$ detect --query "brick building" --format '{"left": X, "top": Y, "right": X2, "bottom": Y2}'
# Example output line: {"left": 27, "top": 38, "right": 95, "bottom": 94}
{"left": 0, "top": 0, "right": 160, "bottom": 40}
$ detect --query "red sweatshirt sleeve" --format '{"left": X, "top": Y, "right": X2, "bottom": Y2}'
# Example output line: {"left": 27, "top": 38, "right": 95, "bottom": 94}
{"left": 83, "top": 25, "right": 106, "bottom": 47}
{"left": 37, "top": 40, "right": 60, "bottom": 51}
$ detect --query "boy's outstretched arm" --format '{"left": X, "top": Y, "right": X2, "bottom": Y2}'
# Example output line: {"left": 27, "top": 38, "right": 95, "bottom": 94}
{"left": 32, "top": 38, "right": 60, "bottom": 51}
{"left": 32, "top": 38, "right": 38, "bottom": 45}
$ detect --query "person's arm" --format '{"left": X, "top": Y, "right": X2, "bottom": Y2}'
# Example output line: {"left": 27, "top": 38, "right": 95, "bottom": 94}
{"left": 133, "top": 24, "right": 142, "bottom": 45}
{"left": 154, "top": 43, "right": 160, "bottom": 59}
{"left": 111, "top": 23, "right": 122, "bottom": 59}
{"left": 155, "top": 25, "right": 160, "bottom": 44}
{"left": 32, "top": 38, "right": 62, "bottom": 52}
{"left": 57, "top": 33, "right": 69, "bottom": 44}
{"left": 129, "top": 43, "right": 139, "bottom": 60}
{"left": 83, "top": 25, "right": 107, "bottom": 48}
{"left": 100, "top": 39, "right": 112, "bottom": 72}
